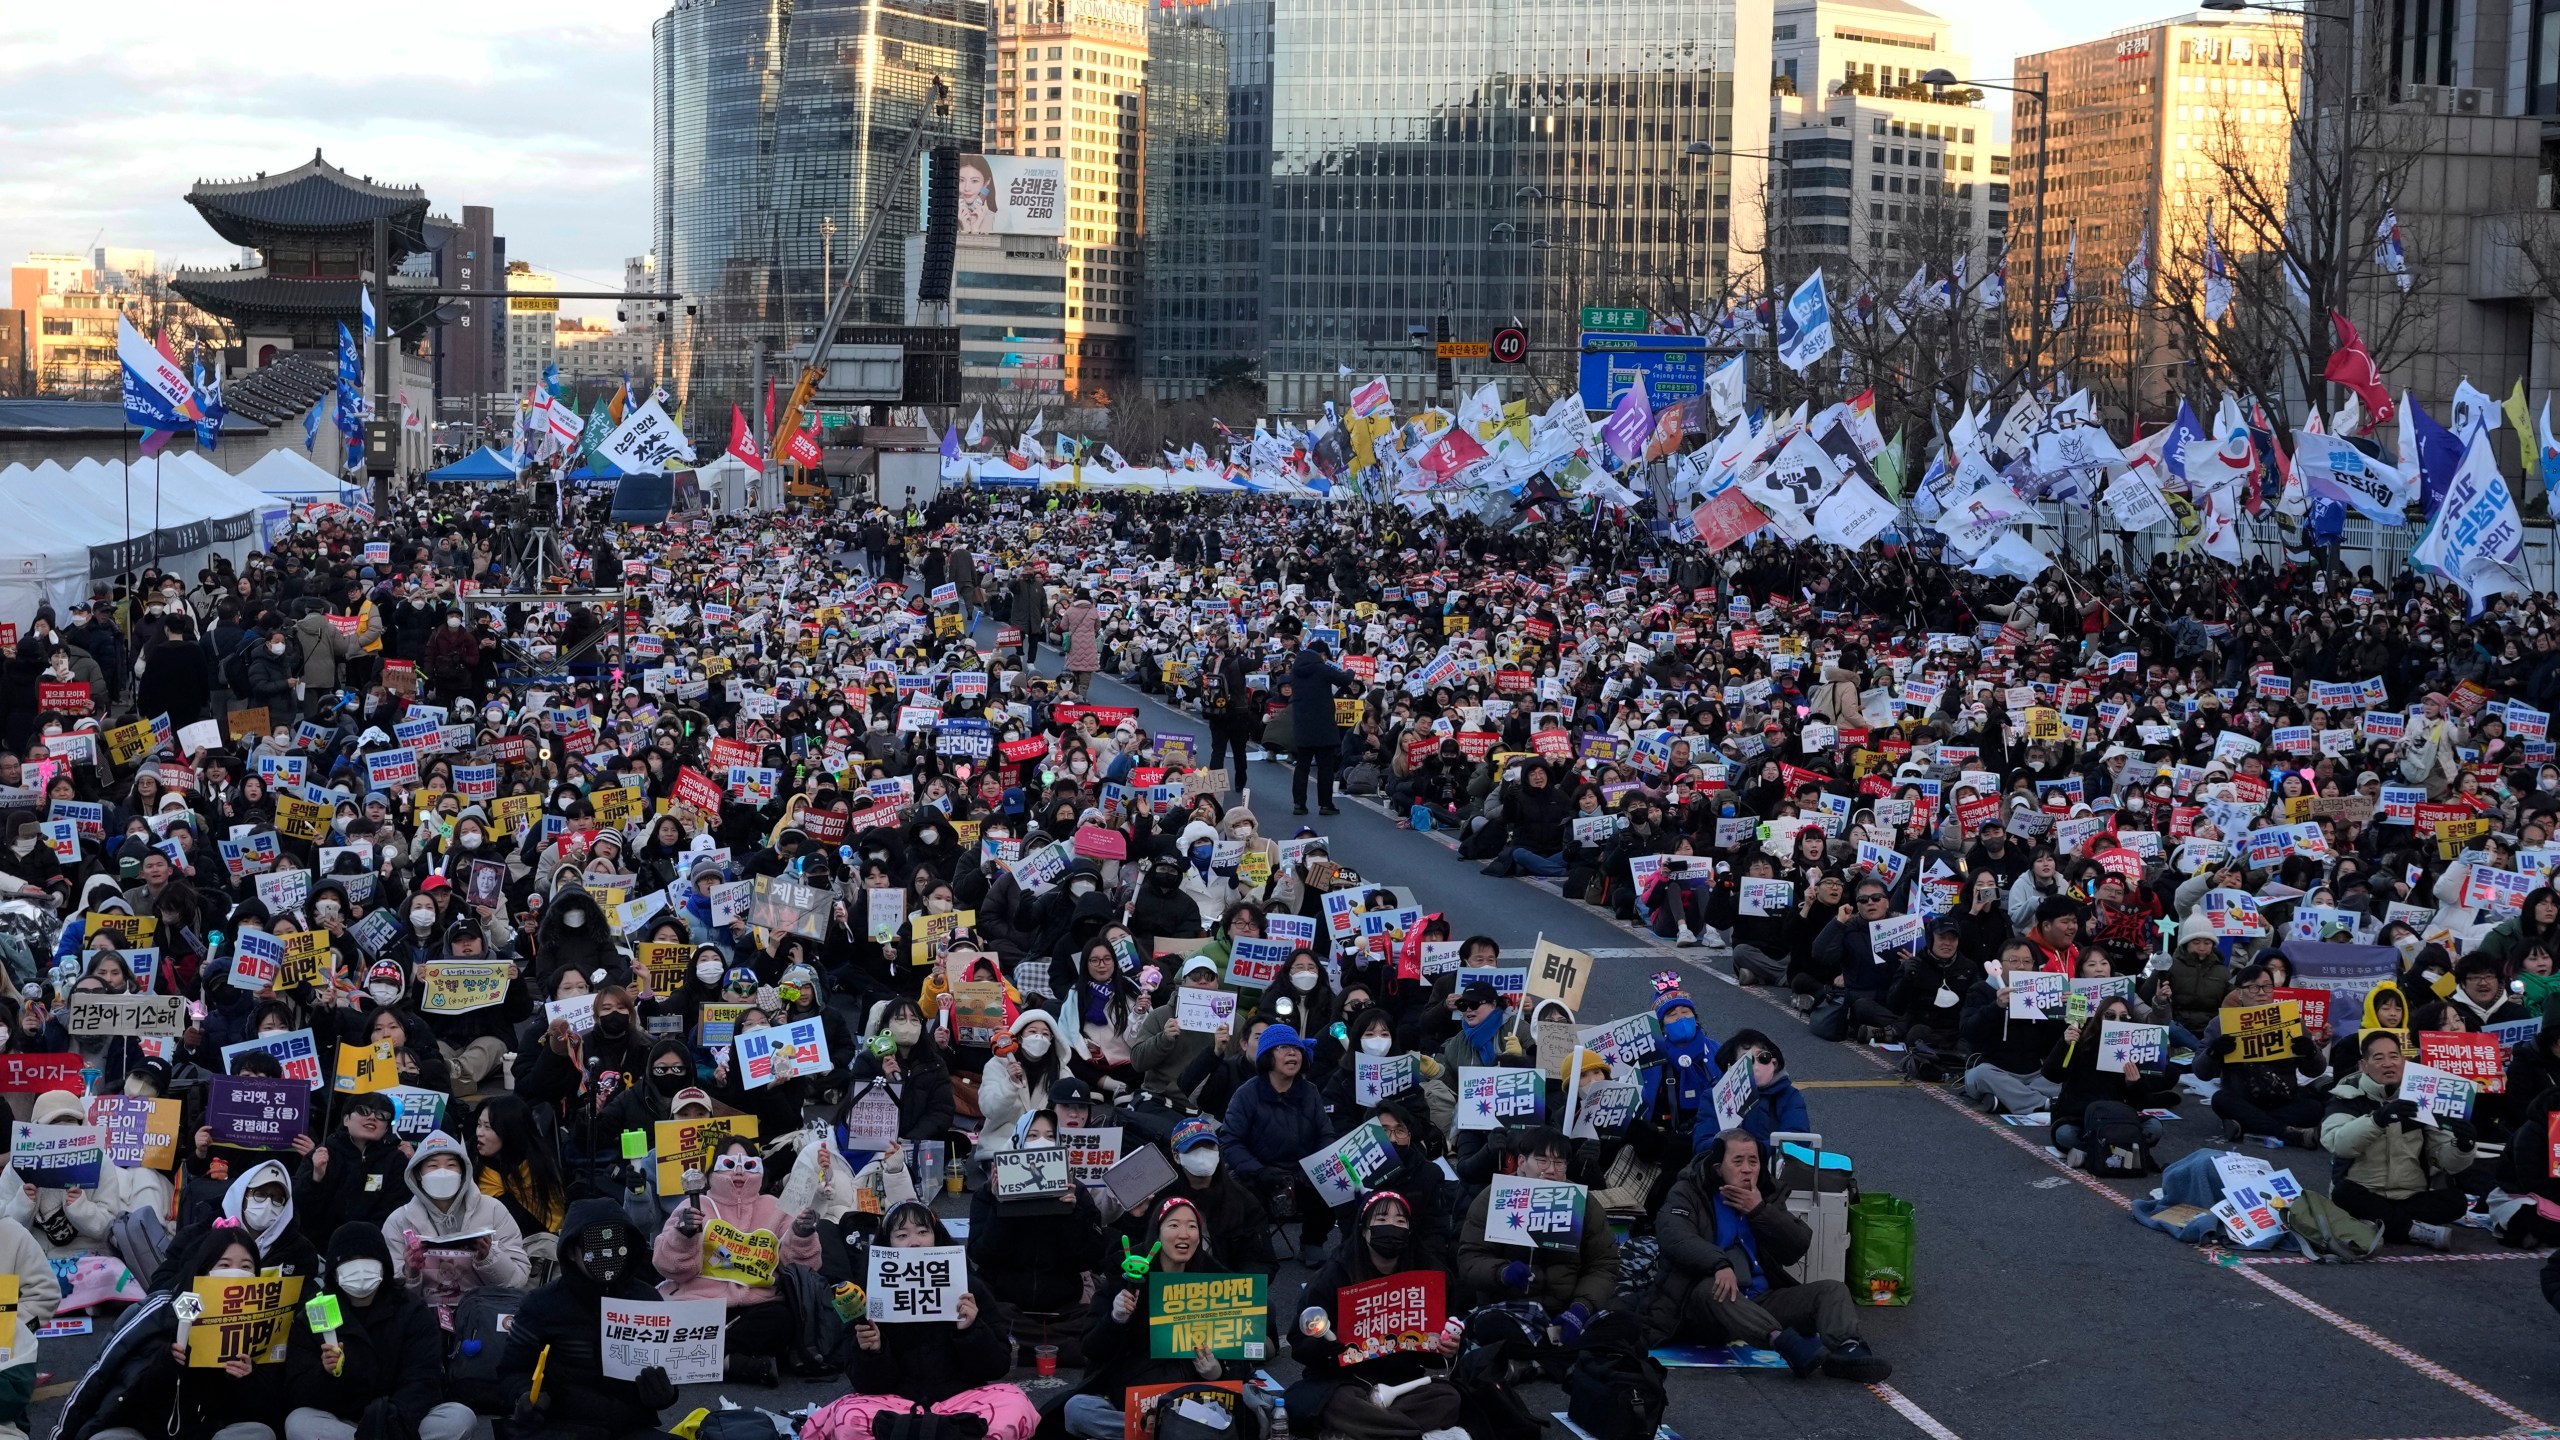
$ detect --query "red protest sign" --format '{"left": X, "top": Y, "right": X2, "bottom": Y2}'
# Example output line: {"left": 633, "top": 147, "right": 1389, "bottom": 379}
{"left": 671, "top": 766, "right": 725, "bottom": 814}
{"left": 2420, "top": 1031, "right": 2506, "bottom": 1091}
{"left": 797, "top": 807, "right": 849, "bottom": 844}
{"left": 1072, "top": 824, "right": 1128, "bottom": 861}
{"left": 36, "top": 682, "right": 89, "bottom": 716}
{"left": 0, "top": 1054, "right": 83, "bottom": 1092}
{"left": 1338, "top": 1272, "right": 1444, "bottom": 1362}
{"left": 998, "top": 735, "right": 1052, "bottom": 763}
{"left": 1454, "top": 732, "right": 1500, "bottom": 762}
{"left": 2271, "top": 987, "right": 2332, "bottom": 1042}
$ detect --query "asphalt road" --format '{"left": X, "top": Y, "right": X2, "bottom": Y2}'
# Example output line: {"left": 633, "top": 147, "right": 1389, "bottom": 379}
{"left": 27, "top": 648, "right": 2559, "bottom": 1440}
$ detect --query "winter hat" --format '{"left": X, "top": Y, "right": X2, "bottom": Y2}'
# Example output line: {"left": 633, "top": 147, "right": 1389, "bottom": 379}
{"left": 1650, "top": 970, "right": 1693, "bottom": 1023}
{"left": 29, "top": 1089, "right": 83, "bottom": 1126}
{"left": 1255, "top": 1023, "right": 1308, "bottom": 1065}
{"left": 2174, "top": 911, "right": 2218, "bottom": 949}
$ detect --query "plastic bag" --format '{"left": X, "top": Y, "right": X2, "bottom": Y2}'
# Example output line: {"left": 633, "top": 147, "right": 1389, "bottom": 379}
{"left": 1846, "top": 1192, "right": 1914, "bottom": 1306}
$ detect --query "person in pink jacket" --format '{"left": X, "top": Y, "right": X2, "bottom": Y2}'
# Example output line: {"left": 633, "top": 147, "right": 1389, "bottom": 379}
{"left": 651, "top": 1138, "right": 823, "bottom": 1386}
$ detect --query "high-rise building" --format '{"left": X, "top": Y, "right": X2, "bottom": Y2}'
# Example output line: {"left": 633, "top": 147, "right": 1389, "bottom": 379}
{"left": 1768, "top": 0, "right": 2006, "bottom": 273}
{"left": 430, "top": 204, "right": 505, "bottom": 426}
{"left": 504, "top": 262, "right": 560, "bottom": 405}
{"left": 905, "top": 232, "right": 1069, "bottom": 390}
{"left": 982, "top": 0, "right": 1146, "bottom": 398}
{"left": 1153, "top": 0, "right": 1269, "bottom": 393}
{"left": 1263, "top": 0, "right": 1770, "bottom": 413}
{"left": 1140, "top": 12, "right": 1233, "bottom": 397}
{"left": 91, "top": 248, "right": 156, "bottom": 289}
{"left": 653, "top": 0, "right": 987, "bottom": 423}
{"left": 2012, "top": 12, "right": 2300, "bottom": 421}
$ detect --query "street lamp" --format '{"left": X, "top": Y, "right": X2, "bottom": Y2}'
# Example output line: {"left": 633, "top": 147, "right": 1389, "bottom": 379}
{"left": 1516, "top": 185, "right": 1616, "bottom": 310}
{"left": 1924, "top": 67, "right": 2048, "bottom": 358}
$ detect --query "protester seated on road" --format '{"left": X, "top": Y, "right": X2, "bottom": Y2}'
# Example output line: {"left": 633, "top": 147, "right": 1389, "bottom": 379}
{"left": 499, "top": 1199, "right": 681, "bottom": 1440}
{"left": 283, "top": 1221, "right": 479, "bottom": 1440}
{"left": 2045, "top": 995, "right": 2175, "bottom": 1157}
{"left": 805, "top": 1201, "right": 1036, "bottom": 1440}
{"left": 1105, "top": 1117, "right": 1275, "bottom": 1276}
{"left": 1285, "top": 1191, "right": 1467, "bottom": 1436}
{"left": 1708, "top": 850, "right": 1795, "bottom": 986}
{"left": 152, "top": 1160, "right": 321, "bottom": 1295}
{"left": 381, "top": 1128, "right": 531, "bottom": 1314}
{"left": 1886, "top": 920, "right": 1970, "bottom": 1051}
{"left": 2199, "top": 962, "right": 2331, "bottom": 1147}
{"left": 652, "top": 1136, "right": 824, "bottom": 1385}
{"left": 2328, "top": 981, "right": 2413, "bottom": 1079}
{"left": 1959, "top": 940, "right": 2065, "bottom": 1115}
{"left": 59, "top": 1223, "right": 284, "bottom": 1440}
{"left": 1640, "top": 1130, "right": 1891, "bottom": 1381}
{"left": 1218, "top": 1023, "right": 1335, "bottom": 1248}
{"left": 1063, "top": 1195, "right": 1268, "bottom": 1440}
{"left": 1059, "top": 937, "right": 1149, "bottom": 1097}
{"left": 1691, "top": 1029, "right": 1809, "bottom": 1152}
{"left": 2322, "top": 1029, "right": 2477, "bottom": 1247}
{"left": 1455, "top": 1125, "right": 1619, "bottom": 1326}
{"left": 965, "top": 1122, "right": 1108, "bottom": 1369}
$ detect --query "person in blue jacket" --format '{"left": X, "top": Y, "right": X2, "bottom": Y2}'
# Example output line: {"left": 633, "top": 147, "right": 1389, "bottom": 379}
{"left": 1218, "top": 1023, "right": 1335, "bottom": 1247}
{"left": 1692, "top": 1028, "right": 1811, "bottom": 1152}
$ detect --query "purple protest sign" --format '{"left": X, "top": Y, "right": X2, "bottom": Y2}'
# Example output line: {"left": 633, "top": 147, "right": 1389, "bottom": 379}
{"left": 1601, "top": 370, "right": 1652, "bottom": 463}
{"left": 204, "top": 1074, "right": 307, "bottom": 1150}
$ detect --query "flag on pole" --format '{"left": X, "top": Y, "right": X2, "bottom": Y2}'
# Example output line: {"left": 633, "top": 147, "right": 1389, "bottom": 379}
{"left": 1975, "top": 256, "right": 2005, "bottom": 310}
{"left": 2049, "top": 224, "right": 2077, "bottom": 331}
{"left": 2121, "top": 224, "right": 2151, "bottom": 309}
{"left": 359, "top": 286, "right": 376, "bottom": 341}
{"left": 726, "top": 404, "right": 765, "bottom": 467}
{"left": 2375, "top": 201, "right": 2411, "bottom": 292}
{"left": 2202, "top": 204, "right": 2233, "bottom": 323}
{"left": 964, "top": 406, "right": 986, "bottom": 447}
{"left": 118, "top": 314, "right": 199, "bottom": 433}
{"left": 2321, "top": 311, "right": 2393, "bottom": 427}
{"left": 1776, "top": 269, "right": 1835, "bottom": 374}
{"left": 2539, "top": 397, "right": 2560, "bottom": 506}
{"left": 2504, "top": 380, "right": 2536, "bottom": 487}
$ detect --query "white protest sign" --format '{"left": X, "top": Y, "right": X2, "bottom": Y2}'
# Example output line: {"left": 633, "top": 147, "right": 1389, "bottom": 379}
{"left": 866, "top": 1245, "right": 970, "bottom": 1322}
{"left": 599, "top": 1298, "right": 725, "bottom": 1384}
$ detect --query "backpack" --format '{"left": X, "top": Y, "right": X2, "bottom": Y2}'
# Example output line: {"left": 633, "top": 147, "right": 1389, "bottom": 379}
{"left": 1806, "top": 987, "right": 1852, "bottom": 1042}
{"left": 774, "top": 1261, "right": 847, "bottom": 1376}
{"left": 1562, "top": 1313, "right": 1666, "bottom": 1440}
{"left": 2070, "top": 1100, "right": 2157, "bottom": 1176}
{"left": 1448, "top": 1333, "right": 1550, "bottom": 1440}
{"left": 446, "top": 1285, "right": 528, "bottom": 1414}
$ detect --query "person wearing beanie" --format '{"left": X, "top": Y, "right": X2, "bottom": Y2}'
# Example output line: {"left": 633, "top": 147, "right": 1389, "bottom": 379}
{"left": 283, "top": 1222, "right": 478, "bottom": 1440}
{"left": 1285, "top": 1191, "right": 1463, "bottom": 1434}
{"left": 383, "top": 1129, "right": 531, "bottom": 1313}
{"left": 1456, "top": 1125, "right": 1619, "bottom": 1332}
{"left": 1644, "top": 973, "right": 1719, "bottom": 1145}
{"left": 1645, "top": 1129, "right": 1891, "bottom": 1381}
{"left": 1061, "top": 1196, "right": 1265, "bottom": 1440}
{"left": 292, "top": 1090, "right": 410, "bottom": 1241}
{"left": 499, "top": 1199, "right": 680, "bottom": 1440}
{"left": 2147, "top": 909, "right": 2232, "bottom": 1044}
{"left": 803, "top": 1202, "right": 1035, "bottom": 1440}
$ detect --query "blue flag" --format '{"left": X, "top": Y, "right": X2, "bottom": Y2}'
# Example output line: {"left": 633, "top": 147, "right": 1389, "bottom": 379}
{"left": 358, "top": 287, "right": 376, "bottom": 341}
{"left": 940, "top": 426, "right": 960, "bottom": 461}
{"left": 2160, "top": 399, "right": 2208, "bottom": 485}
{"left": 2407, "top": 397, "right": 2463, "bottom": 515}
{"left": 304, "top": 401, "right": 321, "bottom": 454}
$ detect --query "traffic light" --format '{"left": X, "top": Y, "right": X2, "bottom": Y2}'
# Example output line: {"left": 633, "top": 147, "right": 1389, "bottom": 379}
{"left": 919, "top": 146, "right": 959, "bottom": 303}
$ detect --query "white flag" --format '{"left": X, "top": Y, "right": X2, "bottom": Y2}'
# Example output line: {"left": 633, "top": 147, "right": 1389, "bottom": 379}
{"left": 1776, "top": 270, "right": 1835, "bottom": 374}
{"left": 1706, "top": 353, "right": 1748, "bottom": 425}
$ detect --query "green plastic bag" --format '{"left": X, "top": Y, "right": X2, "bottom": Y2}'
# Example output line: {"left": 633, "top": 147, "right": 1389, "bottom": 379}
{"left": 1846, "top": 1193, "right": 1914, "bottom": 1306}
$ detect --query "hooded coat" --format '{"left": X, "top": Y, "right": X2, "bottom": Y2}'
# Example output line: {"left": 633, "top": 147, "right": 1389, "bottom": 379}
{"left": 284, "top": 1222, "right": 454, "bottom": 1428}
{"left": 500, "top": 1199, "right": 679, "bottom": 1440}
{"left": 148, "top": 1159, "right": 322, "bottom": 1294}
{"left": 841, "top": 1204, "right": 1016, "bottom": 1405}
{"left": 381, "top": 1130, "right": 532, "bottom": 1309}
{"left": 650, "top": 1150, "right": 822, "bottom": 1307}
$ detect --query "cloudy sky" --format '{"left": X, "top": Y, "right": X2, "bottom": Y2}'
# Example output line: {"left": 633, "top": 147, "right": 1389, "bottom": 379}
{"left": 0, "top": 0, "right": 2175, "bottom": 318}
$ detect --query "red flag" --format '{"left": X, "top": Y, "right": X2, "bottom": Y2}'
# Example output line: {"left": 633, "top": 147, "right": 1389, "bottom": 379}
{"left": 785, "top": 417, "right": 822, "bottom": 468}
{"left": 725, "top": 404, "right": 765, "bottom": 466}
{"left": 2322, "top": 310, "right": 2395, "bottom": 426}
{"left": 762, "top": 377, "right": 775, "bottom": 440}
{"left": 1415, "top": 426, "right": 1487, "bottom": 479}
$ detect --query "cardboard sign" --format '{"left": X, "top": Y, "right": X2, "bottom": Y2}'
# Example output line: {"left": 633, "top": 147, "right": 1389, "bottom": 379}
{"left": 991, "top": 1147, "right": 1072, "bottom": 1200}
{"left": 1147, "top": 1272, "right": 1267, "bottom": 1359}
{"left": 2219, "top": 1002, "right": 2305, "bottom": 1064}
{"left": 2095, "top": 1022, "right": 2169, "bottom": 1069}
{"left": 1337, "top": 1272, "right": 1445, "bottom": 1363}
{"left": 1454, "top": 1067, "right": 1545, "bottom": 1130}
{"left": 1527, "top": 938, "right": 1593, "bottom": 1010}
{"left": 652, "top": 1115, "right": 757, "bottom": 1195}
{"left": 333, "top": 1041, "right": 397, "bottom": 1095}
{"left": 66, "top": 993, "right": 185, "bottom": 1038}
{"left": 700, "top": 1219, "right": 780, "bottom": 1286}
{"left": 1737, "top": 877, "right": 1793, "bottom": 917}
{"left": 1224, "top": 936, "right": 1292, "bottom": 990}
{"left": 419, "top": 960, "right": 512, "bottom": 1014}
{"left": 1124, "top": 1382, "right": 1246, "bottom": 1440}
{"left": 599, "top": 1298, "right": 726, "bottom": 1384}
{"left": 187, "top": 1275, "right": 303, "bottom": 1367}
{"left": 8, "top": 1122, "right": 102, "bottom": 1189}
{"left": 865, "top": 1244, "right": 967, "bottom": 1323}
{"left": 1484, "top": 1173, "right": 1587, "bottom": 1250}
{"left": 1175, "top": 986, "right": 1238, "bottom": 1034}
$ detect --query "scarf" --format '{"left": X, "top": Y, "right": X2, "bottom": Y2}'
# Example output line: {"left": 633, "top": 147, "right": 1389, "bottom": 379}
{"left": 1710, "top": 1190, "right": 1768, "bottom": 1298}
{"left": 1077, "top": 978, "right": 1115, "bottom": 1029}
{"left": 1461, "top": 1009, "right": 1507, "bottom": 1066}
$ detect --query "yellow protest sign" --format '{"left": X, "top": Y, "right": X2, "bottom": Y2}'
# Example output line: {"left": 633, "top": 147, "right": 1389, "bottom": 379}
{"left": 276, "top": 794, "right": 331, "bottom": 842}
{"left": 653, "top": 1115, "right": 758, "bottom": 1196}
{"left": 2024, "top": 707, "right": 2062, "bottom": 742}
{"left": 334, "top": 1041, "right": 396, "bottom": 1094}
{"left": 419, "top": 960, "right": 511, "bottom": 1014}
{"left": 2437, "top": 817, "right": 2491, "bottom": 858}
{"left": 187, "top": 1274, "right": 303, "bottom": 1367}
{"left": 2219, "top": 1001, "right": 2304, "bottom": 1064}
{"left": 1333, "top": 698, "right": 1365, "bottom": 727}
{"left": 0, "top": 1273, "right": 17, "bottom": 1348}
{"left": 103, "top": 719, "right": 156, "bottom": 768}
{"left": 591, "top": 786, "right": 643, "bottom": 828}
{"left": 907, "top": 909, "right": 976, "bottom": 967}
{"left": 701, "top": 1219, "right": 780, "bottom": 1286}
{"left": 1527, "top": 937, "right": 1594, "bottom": 1010}
{"left": 638, "top": 943, "right": 691, "bottom": 995}
{"left": 278, "top": 929, "right": 332, "bottom": 990}
{"left": 490, "top": 793, "right": 542, "bottom": 837}
{"left": 83, "top": 912, "right": 158, "bottom": 948}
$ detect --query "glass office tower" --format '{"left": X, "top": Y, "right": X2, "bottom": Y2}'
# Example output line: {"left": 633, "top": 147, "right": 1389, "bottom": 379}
{"left": 1265, "top": 0, "right": 1766, "bottom": 413}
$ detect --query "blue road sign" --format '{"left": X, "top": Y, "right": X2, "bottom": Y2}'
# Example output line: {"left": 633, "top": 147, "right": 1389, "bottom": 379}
{"left": 1577, "top": 332, "right": 1708, "bottom": 413}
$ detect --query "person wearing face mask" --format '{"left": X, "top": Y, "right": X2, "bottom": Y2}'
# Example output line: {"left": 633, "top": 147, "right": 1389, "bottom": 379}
{"left": 282, "top": 1222, "right": 478, "bottom": 1440}
{"left": 289, "top": 1091, "right": 410, "bottom": 1242}
{"left": 0, "top": 1088, "right": 123, "bottom": 1265}
{"left": 1254, "top": 951, "right": 1338, "bottom": 1044}
{"left": 1127, "top": 955, "right": 1232, "bottom": 1115}
{"left": 849, "top": 998, "right": 956, "bottom": 1143}
{"left": 977, "top": 1011, "right": 1065, "bottom": 1152}
{"left": 1128, "top": 855, "right": 1207, "bottom": 949}
{"left": 499, "top": 1200, "right": 681, "bottom": 1440}
{"left": 381, "top": 1130, "right": 530, "bottom": 1312}
{"left": 149, "top": 1160, "right": 321, "bottom": 1295}
{"left": 961, "top": 1109, "right": 1109, "bottom": 1371}
{"left": 1109, "top": 1117, "right": 1274, "bottom": 1275}
{"left": 58, "top": 1225, "right": 271, "bottom": 1440}
{"left": 804, "top": 1202, "right": 1035, "bottom": 1440}
{"left": 1284, "top": 1191, "right": 1463, "bottom": 1435}
{"left": 532, "top": 887, "right": 626, "bottom": 985}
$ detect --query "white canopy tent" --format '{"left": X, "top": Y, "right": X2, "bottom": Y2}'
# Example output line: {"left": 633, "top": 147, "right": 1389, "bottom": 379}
{"left": 0, "top": 465, "right": 154, "bottom": 621}
{"left": 160, "top": 453, "right": 294, "bottom": 555}
{"left": 239, "top": 448, "right": 362, "bottom": 509}
{"left": 692, "top": 454, "right": 760, "bottom": 513}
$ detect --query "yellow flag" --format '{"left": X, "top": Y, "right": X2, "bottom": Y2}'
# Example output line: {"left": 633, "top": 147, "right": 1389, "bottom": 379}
{"left": 2506, "top": 379, "right": 2538, "bottom": 486}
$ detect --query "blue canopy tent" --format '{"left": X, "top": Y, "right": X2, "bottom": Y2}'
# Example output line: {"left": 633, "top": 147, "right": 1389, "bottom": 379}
{"left": 562, "top": 455, "right": 626, "bottom": 484}
{"left": 423, "top": 447, "right": 522, "bottom": 482}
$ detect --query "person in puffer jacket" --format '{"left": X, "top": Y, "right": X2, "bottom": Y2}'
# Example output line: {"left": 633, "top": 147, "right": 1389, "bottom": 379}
{"left": 499, "top": 1199, "right": 679, "bottom": 1440}
{"left": 283, "top": 1222, "right": 478, "bottom": 1440}
{"left": 1217, "top": 1023, "right": 1334, "bottom": 1245}
{"left": 381, "top": 1129, "right": 531, "bottom": 1314}
{"left": 0, "top": 1088, "right": 119, "bottom": 1264}
{"left": 650, "top": 1134, "right": 822, "bottom": 1386}
{"left": 2321, "top": 1030, "right": 2475, "bottom": 1245}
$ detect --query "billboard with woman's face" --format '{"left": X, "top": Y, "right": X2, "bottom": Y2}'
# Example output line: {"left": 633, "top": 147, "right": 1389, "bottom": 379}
{"left": 957, "top": 153, "right": 1065, "bottom": 236}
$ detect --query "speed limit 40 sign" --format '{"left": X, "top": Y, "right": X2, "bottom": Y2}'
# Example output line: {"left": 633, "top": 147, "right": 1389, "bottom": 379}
{"left": 1490, "top": 327, "right": 1529, "bottom": 364}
